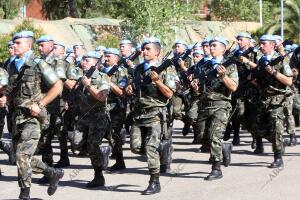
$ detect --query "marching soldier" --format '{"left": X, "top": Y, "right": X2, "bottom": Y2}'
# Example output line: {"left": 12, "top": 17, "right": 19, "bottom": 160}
{"left": 65, "top": 51, "right": 111, "bottom": 187}
{"left": 101, "top": 48, "right": 129, "bottom": 172}
{"left": 224, "top": 32, "right": 257, "bottom": 146}
{"left": 193, "top": 37, "right": 238, "bottom": 180}
{"left": 35, "top": 35, "right": 67, "bottom": 171}
{"left": 249, "top": 35, "right": 293, "bottom": 168}
{"left": 73, "top": 43, "right": 85, "bottom": 66}
{"left": 0, "top": 31, "right": 64, "bottom": 199}
{"left": 126, "top": 37, "right": 178, "bottom": 194}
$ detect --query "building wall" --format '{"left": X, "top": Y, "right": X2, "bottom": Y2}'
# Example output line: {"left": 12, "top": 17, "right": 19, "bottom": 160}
{"left": 26, "top": 0, "right": 46, "bottom": 20}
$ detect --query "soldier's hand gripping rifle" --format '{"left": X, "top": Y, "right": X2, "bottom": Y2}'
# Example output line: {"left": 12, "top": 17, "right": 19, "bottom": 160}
{"left": 107, "top": 50, "right": 141, "bottom": 77}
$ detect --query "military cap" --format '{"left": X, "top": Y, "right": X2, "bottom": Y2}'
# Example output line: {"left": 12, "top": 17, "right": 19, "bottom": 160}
{"left": 12, "top": 31, "right": 34, "bottom": 41}
{"left": 236, "top": 32, "right": 252, "bottom": 39}
{"left": 83, "top": 51, "right": 101, "bottom": 59}
{"left": 259, "top": 35, "right": 276, "bottom": 42}
{"left": 193, "top": 50, "right": 204, "bottom": 55}
{"left": 209, "top": 36, "right": 229, "bottom": 47}
{"left": 273, "top": 35, "right": 283, "bottom": 42}
{"left": 73, "top": 42, "right": 84, "bottom": 48}
{"left": 54, "top": 41, "right": 65, "bottom": 48}
{"left": 120, "top": 39, "right": 132, "bottom": 45}
{"left": 104, "top": 48, "right": 120, "bottom": 56}
{"left": 141, "top": 37, "right": 161, "bottom": 49}
{"left": 201, "top": 37, "right": 212, "bottom": 45}
{"left": 7, "top": 40, "right": 14, "bottom": 46}
{"left": 95, "top": 45, "right": 106, "bottom": 51}
{"left": 36, "top": 35, "right": 54, "bottom": 44}
{"left": 175, "top": 40, "right": 188, "bottom": 47}
{"left": 66, "top": 47, "right": 74, "bottom": 54}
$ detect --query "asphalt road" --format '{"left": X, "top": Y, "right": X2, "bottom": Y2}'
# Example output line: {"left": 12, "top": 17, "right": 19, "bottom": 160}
{"left": 0, "top": 120, "right": 299, "bottom": 200}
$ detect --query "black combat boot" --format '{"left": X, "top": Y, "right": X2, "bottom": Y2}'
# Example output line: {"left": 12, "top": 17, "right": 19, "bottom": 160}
{"left": 198, "top": 145, "right": 210, "bottom": 153}
{"left": 108, "top": 152, "right": 126, "bottom": 172}
{"left": 19, "top": 187, "right": 30, "bottom": 200}
{"left": 86, "top": 167, "right": 105, "bottom": 188}
{"left": 37, "top": 175, "right": 49, "bottom": 184}
{"left": 232, "top": 133, "right": 240, "bottom": 146}
{"left": 269, "top": 154, "right": 284, "bottom": 168}
{"left": 251, "top": 138, "right": 257, "bottom": 149}
{"left": 182, "top": 123, "right": 190, "bottom": 136}
{"left": 253, "top": 137, "right": 264, "bottom": 154}
{"left": 99, "top": 146, "right": 112, "bottom": 170}
{"left": 222, "top": 143, "right": 232, "bottom": 167}
{"left": 205, "top": 162, "right": 223, "bottom": 181}
{"left": 288, "top": 134, "right": 297, "bottom": 146}
{"left": 43, "top": 167, "right": 64, "bottom": 196}
{"left": 142, "top": 173, "right": 161, "bottom": 195}
{"left": 0, "top": 140, "right": 16, "bottom": 165}
{"left": 54, "top": 156, "right": 70, "bottom": 168}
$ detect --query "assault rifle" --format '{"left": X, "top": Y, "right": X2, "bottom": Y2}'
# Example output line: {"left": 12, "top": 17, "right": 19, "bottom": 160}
{"left": 107, "top": 50, "right": 141, "bottom": 77}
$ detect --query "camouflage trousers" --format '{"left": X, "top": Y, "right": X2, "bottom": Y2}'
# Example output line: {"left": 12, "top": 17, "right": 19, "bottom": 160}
{"left": 12, "top": 115, "right": 48, "bottom": 188}
{"left": 197, "top": 101, "right": 231, "bottom": 162}
{"left": 73, "top": 111, "right": 109, "bottom": 168}
{"left": 110, "top": 108, "right": 126, "bottom": 156}
{"left": 254, "top": 95, "right": 285, "bottom": 156}
{"left": 283, "top": 94, "right": 295, "bottom": 135}
{"left": 39, "top": 111, "right": 64, "bottom": 165}
{"left": 171, "top": 94, "right": 183, "bottom": 121}
{"left": 0, "top": 107, "right": 7, "bottom": 139}
{"left": 131, "top": 117, "right": 162, "bottom": 174}
{"left": 183, "top": 98, "right": 202, "bottom": 140}
{"left": 226, "top": 97, "right": 245, "bottom": 134}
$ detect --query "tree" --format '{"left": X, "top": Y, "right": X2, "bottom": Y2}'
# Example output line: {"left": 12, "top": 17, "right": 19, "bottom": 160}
{"left": 0, "top": 20, "right": 45, "bottom": 63}
{"left": 265, "top": 0, "right": 300, "bottom": 43}
{"left": 0, "top": 0, "right": 30, "bottom": 19}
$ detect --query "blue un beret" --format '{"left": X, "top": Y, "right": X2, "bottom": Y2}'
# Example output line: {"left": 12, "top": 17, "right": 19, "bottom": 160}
{"left": 95, "top": 45, "right": 106, "bottom": 51}
{"left": 201, "top": 37, "right": 212, "bottom": 46}
{"left": 13, "top": 31, "right": 34, "bottom": 41}
{"left": 54, "top": 41, "right": 65, "bottom": 48}
{"left": 7, "top": 40, "right": 14, "bottom": 46}
{"left": 83, "top": 51, "right": 101, "bottom": 59}
{"left": 175, "top": 40, "right": 188, "bottom": 47}
{"left": 36, "top": 35, "right": 54, "bottom": 44}
{"left": 260, "top": 35, "right": 276, "bottom": 42}
{"left": 236, "top": 32, "right": 252, "bottom": 39}
{"left": 141, "top": 37, "right": 161, "bottom": 49}
{"left": 120, "top": 40, "right": 132, "bottom": 45}
{"left": 104, "top": 48, "right": 120, "bottom": 56}
{"left": 209, "top": 36, "right": 229, "bottom": 47}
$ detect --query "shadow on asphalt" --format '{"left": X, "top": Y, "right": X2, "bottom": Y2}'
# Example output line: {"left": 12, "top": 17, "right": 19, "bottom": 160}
{"left": 59, "top": 180, "right": 141, "bottom": 192}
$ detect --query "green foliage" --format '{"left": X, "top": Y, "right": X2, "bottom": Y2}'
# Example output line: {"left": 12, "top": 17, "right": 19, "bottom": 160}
{"left": 252, "top": 0, "right": 300, "bottom": 43}
{"left": 211, "top": 0, "right": 260, "bottom": 21}
{"left": 95, "top": 34, "right": 120, "bottom": 48}
{"left": 119, "top": 0, "right": 191, "bottom": 47}
{"left": 0, "top": 20, "right": 45, "bottom": 63}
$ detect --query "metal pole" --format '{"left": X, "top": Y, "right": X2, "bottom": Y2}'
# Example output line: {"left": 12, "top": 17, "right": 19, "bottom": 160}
{"left": 281, "top": 0, "right": 284, "bottom": 39}
{"left": 260, "top": 0, "right": 263, "bottom": 26}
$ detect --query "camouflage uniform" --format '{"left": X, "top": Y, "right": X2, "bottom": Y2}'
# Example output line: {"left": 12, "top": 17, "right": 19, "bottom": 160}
{"left": 224, "top": 49, "right": 257, "bottom": 145}
{"left": 102, "top": 65, "right": 128, "bottom": 170}
{"left": 70, "top": 65, "right": 111, "bottom": 167}
{"left": 130, "top": 62, "right": 178, "bottom": 175}
{"left": 0, "top": 67, "right": 9, "bottom": 170}
{"left": 253, "top": 52, "right": 293, "bottom": 167}
{"left": 196, "top": 56, "right": 239, "bottom": 179}
{"left": 0, "top": 67, "right": 8, "bottom": 139}
{"left": 39, "top": 54, "right": 67, "bottom": 166}
{"left": 6, "top": 50, "right": 64, "bottom": 193}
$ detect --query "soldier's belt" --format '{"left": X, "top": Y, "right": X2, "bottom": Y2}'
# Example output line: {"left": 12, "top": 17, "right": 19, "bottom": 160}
{"left": 204, "top": 100, "right": 230, "bottom": 107}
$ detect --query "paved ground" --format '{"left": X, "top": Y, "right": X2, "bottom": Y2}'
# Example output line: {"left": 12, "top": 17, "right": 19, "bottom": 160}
{"left": 1, "top": 120, "right": 300, "bottom": 200}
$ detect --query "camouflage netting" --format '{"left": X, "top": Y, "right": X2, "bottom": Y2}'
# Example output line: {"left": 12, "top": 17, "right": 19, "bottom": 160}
{"left": 0, "top": 17, "right": 260, "bottom": 50}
